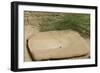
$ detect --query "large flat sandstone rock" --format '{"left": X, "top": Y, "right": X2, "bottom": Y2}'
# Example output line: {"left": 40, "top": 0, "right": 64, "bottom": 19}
{"left": 28, "top": 30, "right": 90, "bottom": 61}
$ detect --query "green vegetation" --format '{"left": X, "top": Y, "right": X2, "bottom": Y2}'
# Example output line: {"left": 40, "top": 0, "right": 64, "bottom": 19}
{"left": 39, "top": 13, "right": 90, "bottom": 38}
{"left": 24, "top": 11, "right": 90, "bottom": 38}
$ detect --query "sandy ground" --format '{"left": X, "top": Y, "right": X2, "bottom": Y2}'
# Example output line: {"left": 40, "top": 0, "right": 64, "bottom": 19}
{"left": 24, "top": 12, "right": 41, "bottom": 61}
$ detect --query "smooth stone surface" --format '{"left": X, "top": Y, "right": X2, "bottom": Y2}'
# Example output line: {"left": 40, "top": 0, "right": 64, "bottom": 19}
{"left": 28, "top": 30, "right": 90, "bottom": 61}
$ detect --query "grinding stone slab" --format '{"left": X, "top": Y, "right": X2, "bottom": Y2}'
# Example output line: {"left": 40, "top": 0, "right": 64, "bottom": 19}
{"left": 28, "top": 30, "right": 90, "bottom": 61}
